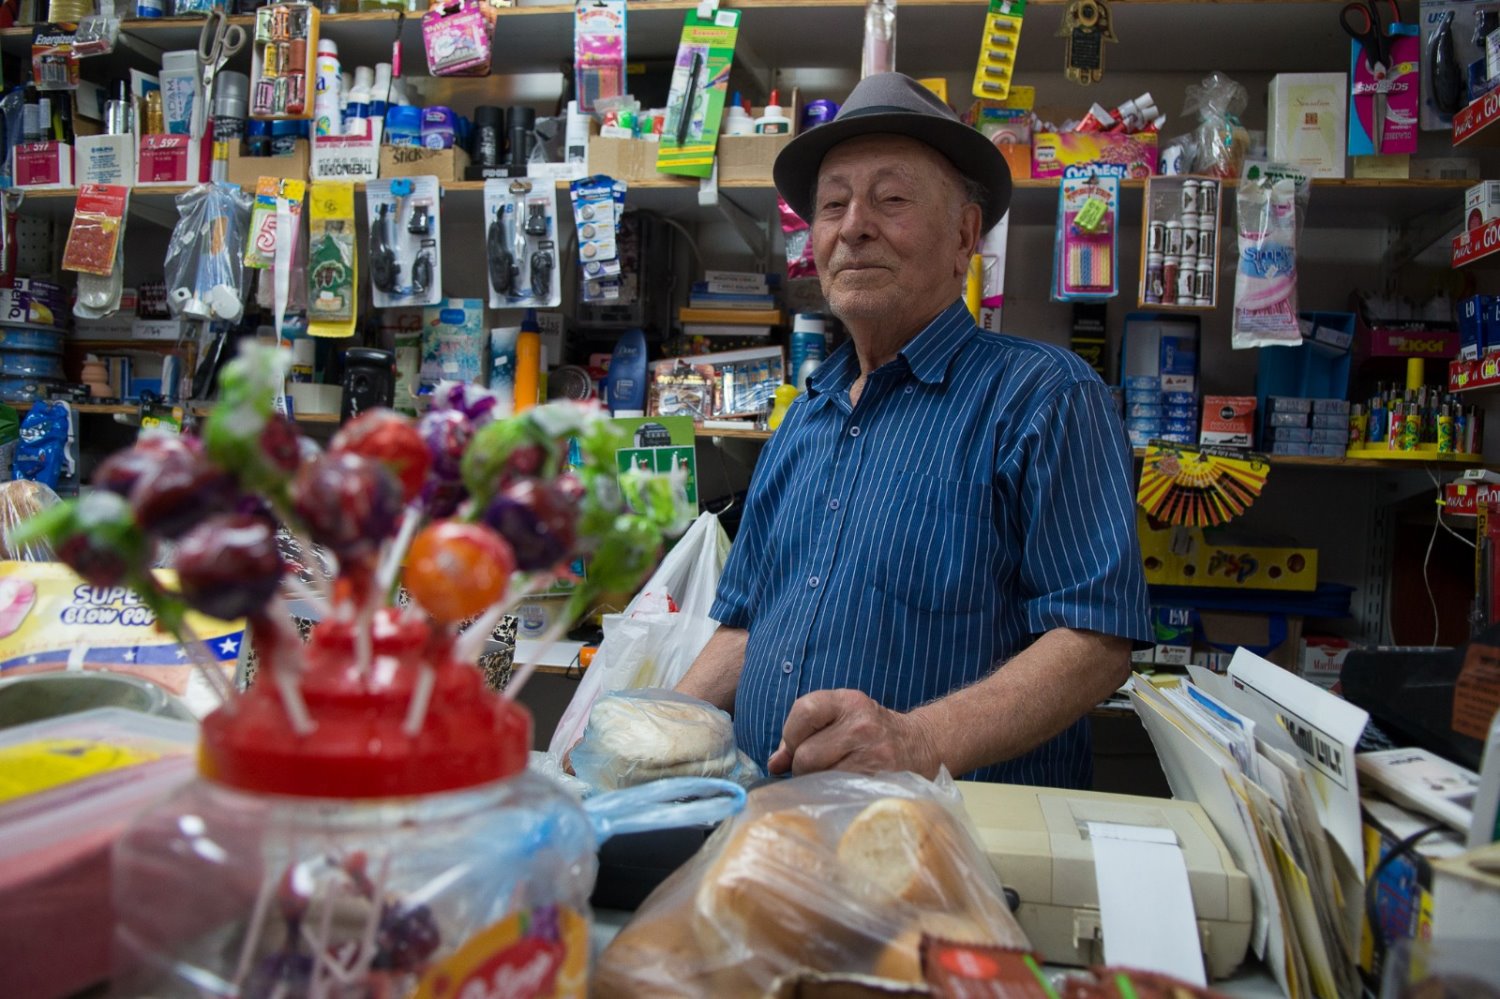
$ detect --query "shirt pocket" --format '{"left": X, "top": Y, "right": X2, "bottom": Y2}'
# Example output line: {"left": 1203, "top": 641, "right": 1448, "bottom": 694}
{"left": 871, "top": 472, "right": 995, "bottom": 615}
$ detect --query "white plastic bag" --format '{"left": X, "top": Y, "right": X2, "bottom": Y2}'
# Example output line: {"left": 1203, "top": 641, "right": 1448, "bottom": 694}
{"left": 546, "top": 510, "right": 730, "bottom": 760}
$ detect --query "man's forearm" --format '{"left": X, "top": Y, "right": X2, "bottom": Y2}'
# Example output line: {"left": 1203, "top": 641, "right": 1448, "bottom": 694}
{"left": 674, "top": 625, "right": 748, "bottom": 712}
{"left": 908, "top": 628, "right": 1131, "bottom": 777}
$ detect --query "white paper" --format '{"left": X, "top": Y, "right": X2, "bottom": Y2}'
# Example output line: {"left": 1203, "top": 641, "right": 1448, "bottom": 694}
{"left": 1089, "top": 822, "right": 1208, "bottom": 987}
{"left": 1357, "top": 748, "right": 1479, "bottom": 833}
{"left": 1224, "top": 650, "right": 1369, "bottom": 873}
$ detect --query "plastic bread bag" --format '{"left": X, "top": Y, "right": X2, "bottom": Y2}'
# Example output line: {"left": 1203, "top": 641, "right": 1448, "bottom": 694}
{"left": 0, "top": 479, "right": 60, "bottom": 560}
{"left": 593, "top": 770, "right": 1031, "bottom": 997}
{"left": 1232, "top": 172, "right": 1310, "bottom": 349}
{"left": 1182, "top": 72, "right": 1248, "bottom": 179}
{"left": 570, "top": 687, "right": 762, "bottom": 792}
{"left": 162, "top": 183, "right": 253, "bottom": 323}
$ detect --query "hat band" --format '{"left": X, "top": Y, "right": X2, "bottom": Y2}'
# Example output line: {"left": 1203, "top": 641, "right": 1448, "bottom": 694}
{"left": 839, "top": 103, "right": 943, "bottom": 120}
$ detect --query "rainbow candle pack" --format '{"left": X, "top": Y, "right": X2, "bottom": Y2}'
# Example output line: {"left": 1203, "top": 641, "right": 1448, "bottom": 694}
{"left": 1052, "top": 165, "right": 1119, "bottom": 301}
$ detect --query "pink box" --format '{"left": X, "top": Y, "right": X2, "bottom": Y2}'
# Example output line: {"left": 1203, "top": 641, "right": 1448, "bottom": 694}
{"left": 13, "top": 142, "right": 72, "bottom": 187}
{"left": 137, "top": 134, "right": 207, "bottom": 184}
{"left": 1031, "top": 131, "right": 1158, "bottom": 179}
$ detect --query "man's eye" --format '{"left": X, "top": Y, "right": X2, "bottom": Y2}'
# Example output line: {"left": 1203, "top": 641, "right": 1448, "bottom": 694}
{"left": 819, "top": 201, "right": 845, "bottom": 212}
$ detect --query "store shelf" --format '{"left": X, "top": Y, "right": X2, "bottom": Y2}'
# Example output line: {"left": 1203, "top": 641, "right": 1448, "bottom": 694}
{"left": 1451, "top": 356, "right": 1500, "bottom": 394}
{"left": 1454, "top": 218, "right": 1500, "bottom": 268}
{"left": 1131, "top": 447, "right": 1485, "bottom": 471}
{"left": 0, "top": 1, "right": 1355, "bottom": 77}
{"left": 5, "top": 399, "right": 342, "bottom": 425}
{"left": 695, "top": 423, "right": 773, "bottom": 440}
{"left": 1453, "top": 91, "right": 1500, "bottom": 148}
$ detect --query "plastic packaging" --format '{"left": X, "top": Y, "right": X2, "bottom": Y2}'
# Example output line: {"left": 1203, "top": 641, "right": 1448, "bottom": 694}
{"left": 0, "top": 478, "right": 60, "bottom": 560}
{"left": 13, "top": 400, "right": 69, "bottom": 489}
{"left": 0, "top": 709, "right": 197, "bottom": 999}
{"left": 571, "top": 688, "right": 761, "bottom": 792}
{"left": 574, "top": 0, "right": 625, "bottom": 113}
{"left": 1232, "top": 173, "right": 1309, "bottom": 349}
{"left": 1052, "top": 169, "right": 1119, "bottom": 301}
{"left": 569, "top": 175, "right": 625, "bottom": 303}
{"left": 862, "top": 0, "right": 895, "bottom": 79}
{"left": 162, "top": 182, "right": 253, "bottom": 322}
{"left": 594, "top": 770, "right": 1029, "bottom": 996}
{"left": 365, "top": 175, "right": 443, "bottom": 308}
{"left": 1183, "top": 72, "right": 1249, "bottom": 179}
{"left": 423, "top": 0, "right": 492, "bottom": 77}
{"left": 780, "top": 195, "right": 817, "bottom": 278}
{"left": 61, "top": 183, "right": 128, "bottom": 277}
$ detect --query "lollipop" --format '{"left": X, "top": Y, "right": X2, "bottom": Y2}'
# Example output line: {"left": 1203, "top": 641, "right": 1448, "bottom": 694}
{"left": 404, "top": 521, "right": 515, "bottom": 623}
{"left": 330, "top": 409, "right": 431, "bottom": 504}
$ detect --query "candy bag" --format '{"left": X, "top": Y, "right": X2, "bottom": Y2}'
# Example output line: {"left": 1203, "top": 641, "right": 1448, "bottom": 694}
{"left": 1232, "top": 173, "right": 1309, "bottom": 349}
{"left": 1182, "top": 72, "right": 1249, "bottom": 179}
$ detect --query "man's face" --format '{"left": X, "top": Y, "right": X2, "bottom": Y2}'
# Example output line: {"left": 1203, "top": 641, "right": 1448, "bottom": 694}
{"left": 810, "top": 134, "right": 980, "bottom": 330}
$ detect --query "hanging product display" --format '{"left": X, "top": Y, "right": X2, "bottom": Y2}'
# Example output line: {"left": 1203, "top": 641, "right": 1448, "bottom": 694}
{"left": 569, "top": 175, "right": 626, "bottom": 304}
{"left": 64, "top": 184, "right": 130, "bottom": 319}
{"left": 1343, "top": 0, "right": 1418, "bottom": 155}
{"left": 1181, "top": 72, "right": 1250, "bottom": 178}
{"left": 1051, "top": 167, "right": 1119, "bottom": 301}
{"left": 1232, "top": 168, "right": 1309, "bottom": 349}
{"left": 307, "top": 180, "right": 357, "bottom": 336}
{"left": 244, "top": 177, "right": 306, "bottom": 271}
{"left": 249, "top": 2, "right": 319, "bottom": 120}
{"left": 780, "top": 196, "right": 817, "bottom": 276}
{"left": 574, "top": 0, "right": 625, "bottom": 113}
{"left": 1136, "top": 442, "right": 1269, "bottom": 528}
{"left": 483, "top": 179, "right": 561, "bottom": 310}
{"left": 972, "top": 0, "right": 1025, "bottom": 99}
{"left": 1057, "top": 0, "right": 1115, "bottom": 85}
{"left": 1139, "top": 176, "right": 1220, "bottom": 310}
{"left": 423, "top": 0, "right": 493, "bottom": 77}
{"left": 657, "top": 7, "right": 741, "bottom": 178}
{"left": 862, "top": 0, "right": 896, "bottom": 79}
{"left": 365, "top": 176, "right": 443, "bottom": 309}
{"left": 163, "top": 182, "right": 253, "bottom": 323}
{"left": 977, "top": 215, "right": 1010, "bottom": 332}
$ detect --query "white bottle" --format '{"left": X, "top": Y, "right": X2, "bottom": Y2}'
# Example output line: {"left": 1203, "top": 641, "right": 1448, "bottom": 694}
{"left": 722, "top": 101, "right": 754, "bottom": 136}
{"left": 313, "top": 39, "right": 342, "bottom": 138}
{"left": 345, "top": 66, "right": 373, "bottom": 136}
{"left": 371, "top": 62, "right": 393, "bottom": 119}
{"left": 339, "top": 70, "right": 353, "bottom": 129}
{"left": 754, "top": 90, "right": 791, "bottom": 135}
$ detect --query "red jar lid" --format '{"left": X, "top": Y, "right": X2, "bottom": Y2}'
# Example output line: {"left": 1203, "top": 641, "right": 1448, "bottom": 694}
{"left": 199, "top": 610, "right": 530, "bottom": 798}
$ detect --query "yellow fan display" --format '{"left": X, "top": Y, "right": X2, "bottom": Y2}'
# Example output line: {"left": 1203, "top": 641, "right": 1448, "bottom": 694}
{"left": 1136, "top": 443, "right": 1270, "bottom": 527}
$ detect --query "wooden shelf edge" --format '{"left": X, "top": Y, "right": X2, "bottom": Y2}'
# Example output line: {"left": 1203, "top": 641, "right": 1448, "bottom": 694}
{"left": 695, "top": 424, "right": 773, "bottom": 440}
{"left": 1131, "top": 447, "right": 1485, "bottom": 471}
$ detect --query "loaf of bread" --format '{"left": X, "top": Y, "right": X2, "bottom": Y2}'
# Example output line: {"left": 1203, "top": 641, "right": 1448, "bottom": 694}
{"left": 571, "top": 689, "right": 740, "bottom": 790}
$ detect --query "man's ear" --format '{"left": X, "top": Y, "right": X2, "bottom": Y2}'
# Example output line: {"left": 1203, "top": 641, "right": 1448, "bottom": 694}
{"left": 955, "top": 201, "right": 983, "bottom": 278}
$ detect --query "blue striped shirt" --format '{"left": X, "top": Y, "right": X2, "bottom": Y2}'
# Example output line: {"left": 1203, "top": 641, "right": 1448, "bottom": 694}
{"left": 710, "top": 299, "right": 1151, "bottom": 787}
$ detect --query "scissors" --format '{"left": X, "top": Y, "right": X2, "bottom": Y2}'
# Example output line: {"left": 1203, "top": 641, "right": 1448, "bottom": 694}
{"left": 1340, "top": 0, "right": 1399, "bottom": 152}
{"left": 193, "top": 8, "right": 248, "bottom": 140}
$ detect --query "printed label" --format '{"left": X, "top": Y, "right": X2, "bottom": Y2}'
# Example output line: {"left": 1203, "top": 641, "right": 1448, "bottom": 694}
{"left": 413, "top": 905, "right": 587, "bottom": 999}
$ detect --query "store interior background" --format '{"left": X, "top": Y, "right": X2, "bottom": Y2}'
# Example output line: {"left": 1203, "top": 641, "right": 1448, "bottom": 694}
{"left": 50, "top": 10, "right": 1499, "bottom": 792}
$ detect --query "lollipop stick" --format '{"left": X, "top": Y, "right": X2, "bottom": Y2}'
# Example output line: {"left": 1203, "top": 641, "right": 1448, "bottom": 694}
{"left": 376, "top": 506, "right": 422, "bottom": 600}
{"left": 402, "top": 663, "right": 437, "bottom": 736}
{"left": 346, "top": 852, "right": 391, "bottom": 985}
{"left": 174, "top": 617, "right": 237, "bottom": 707}
{"left": 232, "top": 867, "right": 278, "bottom": 988}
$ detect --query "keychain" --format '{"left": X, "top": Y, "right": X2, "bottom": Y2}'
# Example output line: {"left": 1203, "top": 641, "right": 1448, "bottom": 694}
{"left": 1057, "top": 0, "right": 1116, "bottom": 86}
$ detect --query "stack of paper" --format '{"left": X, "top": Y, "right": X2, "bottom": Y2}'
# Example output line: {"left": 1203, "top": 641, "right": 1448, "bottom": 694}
{"left": 1131, "top": 649, "right": 1369, "bottom": 999}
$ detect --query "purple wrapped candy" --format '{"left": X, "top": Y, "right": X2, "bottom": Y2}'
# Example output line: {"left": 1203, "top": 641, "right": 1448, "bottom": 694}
{"left": 92, "top": 434, "right": 203, "bottom": 497}
{"left": 418, "top": 409, "right": 471, "bottom": 484}
{"left": 174, "top": 514, "right": 284, "bottom": 621}
{"left": 130, "top": 451, "right": 240, "bottom": 540}
{"left": 481, "top": 480, "right": 577, "bottom": 571}
{"left": 291, "top": 453, "right": 403, "bottom": 560}
{"left": 431, "top": 382, "right": 498, "bottom": 427}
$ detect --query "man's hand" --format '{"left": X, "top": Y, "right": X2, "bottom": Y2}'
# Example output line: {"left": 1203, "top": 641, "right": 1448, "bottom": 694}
{"left": 767, "top": 689, "right": 941, "bottom": 778}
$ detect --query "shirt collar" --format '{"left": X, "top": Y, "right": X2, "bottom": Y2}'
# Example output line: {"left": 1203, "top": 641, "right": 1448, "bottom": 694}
{"left": 805, "top": 299, "right": 977, "bottom": 397}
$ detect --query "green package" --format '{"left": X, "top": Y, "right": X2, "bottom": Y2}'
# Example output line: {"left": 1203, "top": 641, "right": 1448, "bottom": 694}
{"left": 656, "top": 9, "right": 741, "bottom": 178}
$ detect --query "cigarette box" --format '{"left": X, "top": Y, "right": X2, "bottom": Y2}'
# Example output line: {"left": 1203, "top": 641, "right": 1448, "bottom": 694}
{"left": 1268, "top": 73, "right": 1348, "bottom": 179}
{"left": 1466, "top": 180, "right": 1500, "bottom": 233}
{"left": 1151, "top": 606, "right": 1194, "bottom": 667}
{"left": 1200, "top": 395, "right": 1256, "bottom": 447}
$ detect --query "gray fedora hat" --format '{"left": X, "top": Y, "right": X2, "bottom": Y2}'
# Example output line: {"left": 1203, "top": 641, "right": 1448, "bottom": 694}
{"left": 773, "top": 72, "right": 1012, "bottom": 232}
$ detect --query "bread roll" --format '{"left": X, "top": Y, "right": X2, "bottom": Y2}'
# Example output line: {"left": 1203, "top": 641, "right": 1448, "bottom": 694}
{"left": 836, "top": 797, "right": 969, "bottom": 910}
{"left": 581, "top": 692, "right": 737, "bottom": 789}
{"left": 871, "top": 911, "right": 1004, "bottom": 983}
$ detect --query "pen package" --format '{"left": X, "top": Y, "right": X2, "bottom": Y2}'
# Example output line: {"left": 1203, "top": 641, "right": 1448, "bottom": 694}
{"left": 1051, "top": 167, "right": 1118, "bottom": 301}
{"left": 656, "top": 8, "right": 741, "bottom": 179}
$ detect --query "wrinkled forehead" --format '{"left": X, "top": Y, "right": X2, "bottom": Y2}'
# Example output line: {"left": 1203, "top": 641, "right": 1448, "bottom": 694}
{"left": 815, "top": 133, "right": 951, "bottom": 189}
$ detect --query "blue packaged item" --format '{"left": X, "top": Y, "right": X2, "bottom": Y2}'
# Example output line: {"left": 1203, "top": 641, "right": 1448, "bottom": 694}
{"left": 607, "top": 327, "right": 648, "bottom": 415}
{"left": 1126, "top": 403, "right": 1163, "bottom": 420}
{"left": 1486, "top": 298, "right": 1500, "bottom": 349}
{"left": 1311, "top": 398, "right": 1350, "bottom": 415}
{"left": 1163, "top": 418, "right": 1196, "bottom": 435}
{"left": 1124, "top": 375, "right": 1158, "bottom": 391}
{"left": 1310, "top": 413, "right": 1348, "bottom": 430}
{"left": 14, "top": 399, "right": 68, "bottom": 488}
{"left": 384, "top": 106, "right": 424, "bottom": 147}
{"left": 1159, "top": 432, "right": 1195, "bottom": 444}
{"left": 1161, "top": 391, "right": 1197, "bottom": 406}
{"left": 0, "top": 328, "right": 64, "bottom": 353}
{"left": 1125, "top": 389, "right": 1160, "bottom": 405}
{"left": 1310, "top": 428, "right": 1346, "bottom": 444}
{"left": 1269, "top": 410, "right": 1308, "bottom": 428}
{"left": 1309, "top": 443, "right": 1346, "bottom": 457}
{"left": 1268, "top": 395, "right": 1312, "bottom": 413}
{"left": 0, "top": 376, "right": 56, "bottom": 403}
{"left": 1163, "top": 405, "right": 1198, "bottom": 421}
{"left": 1271, "top": 441, "right": 1311, "bottom": 456}
{"left": 421, "top": 106, "right": 457, "bottom": 149}
{"left": 1159, "top": 334, "right": 1197, "bottom": 377}
{"left": 0, "top": 352, "right": 63, "bottom": 379}
{"left": 1269, "top": 426, "right": 1313, "bottom": 443}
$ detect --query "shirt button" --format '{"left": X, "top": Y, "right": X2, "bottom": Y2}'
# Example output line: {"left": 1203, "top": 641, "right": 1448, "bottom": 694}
{"left": 905, "top": 385, "right": 915, "bottom": 394}
{"left": 850, "top": 426, "right": 861, "bottom": 438}
{"left": 808, "top": 575, "right": 820, "bottom": 588}
{"left": 829, "top": 498, "right": 841, "bottom": 511}
{"left": 782, "top": 660, "right": 793, "bottom": 674}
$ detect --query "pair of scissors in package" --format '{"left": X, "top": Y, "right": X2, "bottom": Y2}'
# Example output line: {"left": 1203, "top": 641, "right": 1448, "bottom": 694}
{"left": 192, "top": 8, "right": 249, "bottom": 140}
{"left": 1340, "top": 0, "right": 1400, "bottom": 152}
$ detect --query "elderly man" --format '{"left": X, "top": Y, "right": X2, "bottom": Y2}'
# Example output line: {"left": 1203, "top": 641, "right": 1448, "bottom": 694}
{"left": 676, "top": 73, "right": 1150, "bottom": 788}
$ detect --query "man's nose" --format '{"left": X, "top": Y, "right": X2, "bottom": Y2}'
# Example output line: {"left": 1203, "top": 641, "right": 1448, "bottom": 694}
{"left": 838, "top": 198, "right": 876, "bottom": 241}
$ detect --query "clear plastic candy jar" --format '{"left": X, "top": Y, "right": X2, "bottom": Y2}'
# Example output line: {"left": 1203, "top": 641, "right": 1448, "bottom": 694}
{"left": 112, "top": 610, "right": 597, "bottom": 998}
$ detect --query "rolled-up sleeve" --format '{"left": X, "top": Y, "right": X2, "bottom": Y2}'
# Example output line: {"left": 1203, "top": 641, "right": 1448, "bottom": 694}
{"left": 1009, "top": 379, "right": 1151, "bottom": 644}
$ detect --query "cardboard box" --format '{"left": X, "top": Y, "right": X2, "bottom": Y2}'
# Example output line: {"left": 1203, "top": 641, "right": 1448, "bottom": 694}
{"left": 1466, "top": 180, "right": 1500, "bottom": 233}
{"left": 225, "top": 139, "right": 310, "bottom": 189}
{"left": 380, "top": 144, "right": 471, "bottom": 181}
{"left": 586, "top": 135, "right": 679, "bottom": 184}
{"left": 1195, "top": 610, "right": 1303, "bottom": 670}
{"left": 717, "top": 133, "right": 792, "bottom": 183}
{"left": 75, "top": 134, "right": 135, "bottom": 186}
{"left": 1137, "top": 509, "right": 1318, "bottom": 592}
{"left": 1200, "top": 395, "right": 1256, "bottom": 447}
{"left": 1151, "top": 606, "right": 1194, "bottom": 666}
{"left": 1032, "top": 130, "right": 1158, "bottom": 179}
{"left": 137, "top": 134, "right": 207, "bottom": 185}
{"left": 310, "top": 132, "right": 380, "bottom": 183}
{"left": 1300, "top": 634, "right": 1357, "bottom": 689}
{"left": 12, "top": 142, "right": 72, "bottom": 187}
{"left": 1268, "top": 73, "right": 1348, "bottom": 179}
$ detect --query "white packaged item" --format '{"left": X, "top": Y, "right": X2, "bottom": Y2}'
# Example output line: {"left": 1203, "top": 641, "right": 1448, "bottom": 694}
{"left": 1232, "top": 173, "right": 1309, "bottom": 348}
{"left": 1268, "top": 73, "right": 1347, "bottom": 179}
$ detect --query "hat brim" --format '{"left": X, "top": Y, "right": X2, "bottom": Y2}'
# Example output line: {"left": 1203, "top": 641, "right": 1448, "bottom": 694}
{"left": 773, "top": 110, "right": 1013, "bottom": 233}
